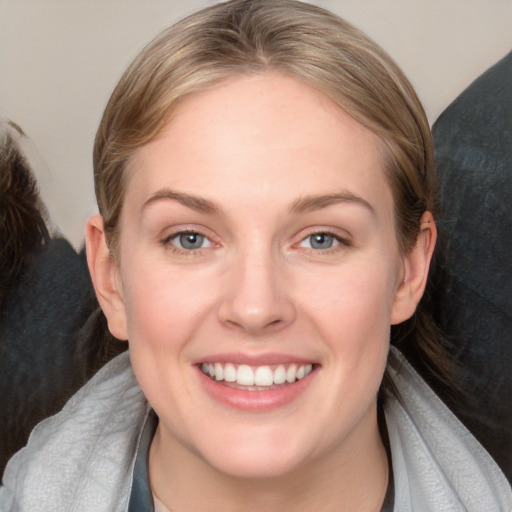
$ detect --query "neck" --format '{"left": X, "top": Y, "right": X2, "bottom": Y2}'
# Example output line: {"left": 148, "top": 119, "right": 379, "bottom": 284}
{"left": 149, "top": 405, "right": 389, "bottom": 512}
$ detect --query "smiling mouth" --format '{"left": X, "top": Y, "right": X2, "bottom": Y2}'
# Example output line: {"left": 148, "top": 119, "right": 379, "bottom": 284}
{"left": 200, "top": 362, "right": 315, "bottom": 390}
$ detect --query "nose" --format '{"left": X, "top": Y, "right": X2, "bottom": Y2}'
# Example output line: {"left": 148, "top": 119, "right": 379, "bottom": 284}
{"left": 218, "top": 246, "right": 296, "bottom": 335}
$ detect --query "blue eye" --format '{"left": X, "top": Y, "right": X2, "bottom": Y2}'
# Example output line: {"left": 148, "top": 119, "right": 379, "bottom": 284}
{"left": 170, "top": 232, "right": 212, "bottom": 250}
{"left": 300, "top": 233, "right": 340, "bottom": 250}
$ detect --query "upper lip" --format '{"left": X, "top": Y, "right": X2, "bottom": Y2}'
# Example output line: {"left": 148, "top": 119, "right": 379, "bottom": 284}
{"left": 192, "top": 352, "right": 318, "bottom": 366}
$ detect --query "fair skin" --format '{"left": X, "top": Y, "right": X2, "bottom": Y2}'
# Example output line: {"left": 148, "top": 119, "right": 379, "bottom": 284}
{"left": 87, "top": 72, "right": 436, "bottom": 511}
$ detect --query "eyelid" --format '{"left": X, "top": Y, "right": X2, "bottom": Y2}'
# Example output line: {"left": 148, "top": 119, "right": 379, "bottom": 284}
{"left": 293, "top": 227, "right": 352, "bottom": 251}
{"left": 159, "top": 225, "right": 220, "bottom": 255}
{"left": 298, "top": 233, "right": 340, "bottom": 249}
{"left": 170, "top": 231, "right": 213, "bottom": 249}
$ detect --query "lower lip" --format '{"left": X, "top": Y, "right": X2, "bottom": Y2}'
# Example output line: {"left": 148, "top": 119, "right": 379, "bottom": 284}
{"left": 196, "top": 367, "right": 317, "bottom": 412}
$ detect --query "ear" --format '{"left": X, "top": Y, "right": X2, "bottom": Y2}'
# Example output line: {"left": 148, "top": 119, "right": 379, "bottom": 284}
{"left": 391, "top": 211, "right": 437, "bottom": 325}
{"left": 85, "top": 214, "right": 128, "bottom": 340}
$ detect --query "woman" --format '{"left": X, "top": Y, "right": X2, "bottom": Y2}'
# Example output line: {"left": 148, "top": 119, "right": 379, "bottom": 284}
{"left": 1, "top": 1, "right": 510, "bottom": 510}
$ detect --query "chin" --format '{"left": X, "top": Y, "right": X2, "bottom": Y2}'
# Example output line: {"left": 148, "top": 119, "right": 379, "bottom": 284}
{"left": 194, "top": 425, "right": 316, "bottom": 480}
{"left": 209, "top": 452, "right": 304, "bottom": 481}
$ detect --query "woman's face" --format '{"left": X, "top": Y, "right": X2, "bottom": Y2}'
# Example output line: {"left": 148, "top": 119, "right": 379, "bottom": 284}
{"left": 113, "top": 73, "right": 409, "bottom": 478}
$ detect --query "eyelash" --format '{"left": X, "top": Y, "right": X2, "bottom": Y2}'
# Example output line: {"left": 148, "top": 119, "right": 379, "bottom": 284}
{"left": 295, "top": 229, "right": 351, "bottom": 254}
{"left": 159, "top": 228, "right": 351, "bottom": 257}
{"left": 159, "top": 229, "right": 215, "bottom": 256}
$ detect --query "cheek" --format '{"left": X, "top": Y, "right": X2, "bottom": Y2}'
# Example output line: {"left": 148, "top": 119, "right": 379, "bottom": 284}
{"left": 122, "top": 277, "right": 172, "bottom": 346}
{"left": 119, "top": 263, "right": 214, "bottom": 408}
{"left": 120, "top": 258, "right": 217, "bottom": 351}
{"left": 301, "top": 258, "right": 398, "bottom": 335}
{"left": 298, "top": 257, "right": 398, "bottom": 385}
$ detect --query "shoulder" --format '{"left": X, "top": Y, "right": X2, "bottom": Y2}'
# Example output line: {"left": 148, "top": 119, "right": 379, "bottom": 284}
{"left": 0, "top": 352, "right": 150, "bottom": 512}
{"left": 385, "top": 347, "right": 512, "bottom": 511}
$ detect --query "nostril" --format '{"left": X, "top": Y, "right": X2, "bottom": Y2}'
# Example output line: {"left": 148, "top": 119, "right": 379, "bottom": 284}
{"left": 222, "top": 316, "right": 283, "bottom": 333}
{"left": 217, "top": 266, "right": 296, "bottom": 333}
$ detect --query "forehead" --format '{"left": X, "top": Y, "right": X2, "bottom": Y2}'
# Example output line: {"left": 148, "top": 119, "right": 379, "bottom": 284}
{"left": 124, "top": 72, "right": 392, "bottom": 220}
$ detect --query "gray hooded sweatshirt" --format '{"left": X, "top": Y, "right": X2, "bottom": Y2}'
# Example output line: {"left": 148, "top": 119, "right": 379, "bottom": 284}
{"left": 1, "top": 348, "right": 511, "bottom": 511}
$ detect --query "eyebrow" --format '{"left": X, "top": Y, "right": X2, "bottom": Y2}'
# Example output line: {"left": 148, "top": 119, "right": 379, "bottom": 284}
{"left": 142, "top": 189, "right": 222, "bottom": 215}
{"left": 142, "top": 188, "right": 375, "bottom": 216}
{"left": 289, "top": 192, "right": 375, "bottom": 215}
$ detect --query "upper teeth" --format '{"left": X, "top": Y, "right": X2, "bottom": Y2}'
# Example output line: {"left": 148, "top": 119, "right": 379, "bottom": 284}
{"left": 201, "top": 362, "right": 313, "bottom": 386}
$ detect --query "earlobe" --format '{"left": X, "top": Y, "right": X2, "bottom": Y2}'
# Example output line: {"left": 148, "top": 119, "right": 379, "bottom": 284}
{"left": 85, "top": 215, "right": 128, "bottom": 340}
{"left": 391, "top": 211, "right": 437, "bottom": 325}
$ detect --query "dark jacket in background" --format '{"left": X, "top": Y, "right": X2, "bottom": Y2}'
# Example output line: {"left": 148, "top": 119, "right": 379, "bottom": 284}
{"left": 0, "top": 237, "right": 126, "bottom": 475}
{"left": 429, "top": 51, "right": 512, "bottom": 479}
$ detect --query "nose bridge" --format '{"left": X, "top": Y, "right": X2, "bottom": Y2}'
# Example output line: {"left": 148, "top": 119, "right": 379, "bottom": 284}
{"left": 218, "top": 238, "right": 295, "bottom": 334}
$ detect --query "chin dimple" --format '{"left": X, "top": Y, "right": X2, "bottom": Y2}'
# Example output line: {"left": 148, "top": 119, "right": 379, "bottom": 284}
{"left": 200, "top": 362, "right": 314, "bottom": 386}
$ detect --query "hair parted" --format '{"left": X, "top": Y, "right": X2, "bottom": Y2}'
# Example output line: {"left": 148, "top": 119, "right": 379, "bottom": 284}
{"left": 93, "top": 0, "right": 452, "bottom": 388}
{"left": 94, "top": 0, "right": 433, "bottom": 255}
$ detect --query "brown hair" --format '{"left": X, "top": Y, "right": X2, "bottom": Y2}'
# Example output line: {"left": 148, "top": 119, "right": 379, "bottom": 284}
{"left": 0, "top": 121, "right": 49, "bottom": 305}
{"left": 93, "top": 0, "right": 452, "bottom": 388}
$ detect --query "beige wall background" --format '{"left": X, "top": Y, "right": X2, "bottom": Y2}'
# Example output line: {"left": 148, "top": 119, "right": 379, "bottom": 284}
{"left": 1, "top": 0, "right": 511, "bottom": 249}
